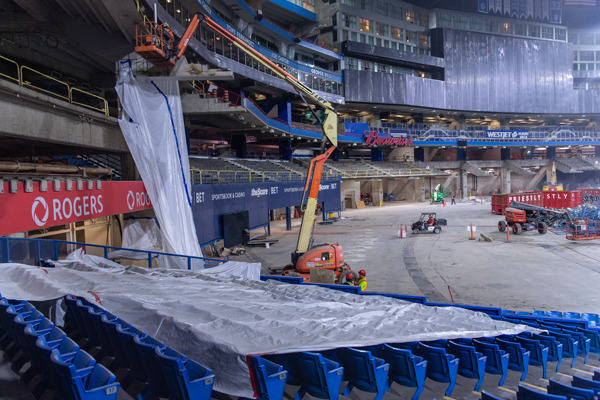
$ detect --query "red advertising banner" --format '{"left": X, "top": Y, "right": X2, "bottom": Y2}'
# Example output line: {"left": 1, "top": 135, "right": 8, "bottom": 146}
{"left": 0, "top": 181, "right": 152, "bottom": 236}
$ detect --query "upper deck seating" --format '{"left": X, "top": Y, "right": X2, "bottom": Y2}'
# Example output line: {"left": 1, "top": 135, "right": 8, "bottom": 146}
{"left": 517, "top": 384, "right": 567, "bottom": 400}
{"left": 495, "top": 337, "right": 530, "bottom": 381}
{"left": 446, "top": 340, "right": 487, "bottom": 391}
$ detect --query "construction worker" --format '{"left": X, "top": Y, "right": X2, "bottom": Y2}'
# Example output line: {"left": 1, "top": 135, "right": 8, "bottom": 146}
{"left": 343, "top": 273, "right": 355, "bottom": 286}
{"left": 356, "top": 270, "right": 367, "bottom": 291}
{"left": 427, "top": 216, "right": 434, "bottom": 226}
{"left": 162, "top": 23, "right": 174, "bottom": 57}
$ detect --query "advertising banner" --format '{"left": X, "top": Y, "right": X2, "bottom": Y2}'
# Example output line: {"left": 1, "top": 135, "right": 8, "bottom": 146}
{"left": 0, "top": 181, "right": 152, "bottom": 236}
{"left": 344, "top": 122, "right": 369, "bottom": 138}
{"left": 191, "top": 180, "right": 341, "bottom": 245}
{"left": 486, "top": 130, "right": 530, "bottom": 139}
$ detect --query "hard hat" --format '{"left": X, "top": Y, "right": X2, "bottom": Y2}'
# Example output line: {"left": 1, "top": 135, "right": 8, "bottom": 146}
{"left": 358, "top": 269, "right": 366, "bottom": 276}
{"left": 163, "top": 23, "right": 170, "bottom": 27}
{"left": 345, "top": 273, "right": 353, "bottom": 280}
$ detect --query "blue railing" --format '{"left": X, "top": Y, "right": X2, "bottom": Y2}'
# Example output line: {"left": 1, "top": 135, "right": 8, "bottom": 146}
{"left": 0, "top": 237, "right": 223, "bottom": 270}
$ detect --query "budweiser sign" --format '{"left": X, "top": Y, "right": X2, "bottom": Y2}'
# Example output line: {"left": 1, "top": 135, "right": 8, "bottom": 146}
{"left": 363, "top": 131, "right": 413, "bottom": 146}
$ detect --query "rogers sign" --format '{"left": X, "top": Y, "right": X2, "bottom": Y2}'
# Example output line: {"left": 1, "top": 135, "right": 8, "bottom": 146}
{"left": 1, "top": 181, "right": 152, "bottom": 236}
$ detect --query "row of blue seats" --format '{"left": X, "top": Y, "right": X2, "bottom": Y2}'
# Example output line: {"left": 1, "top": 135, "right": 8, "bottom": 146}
{"left": 63, "top": 294, "right": 215, "bottom": 400}
{"left": 483, "top": 374, "right": 600, "bottom": 400}
{"left": 503, "top": 309, "right": 600, "bottom": 327}
{"left": 502, "top": 315, "right": 599, "bottom": 362}
{"left": 251, "top": 330, "right": 566, "bottom": 400}
{"left": 0, "top": 296, "right": 119, "bottom": 399}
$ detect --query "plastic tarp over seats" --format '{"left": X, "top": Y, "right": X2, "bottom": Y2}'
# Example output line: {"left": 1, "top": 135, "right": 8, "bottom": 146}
{"left": 0, "top": 261, "right": 535, "bottom": 398}
{"left": 115, "top": 62, "right": 203, "bottom": 269}
{"left": 108, "top": 218, "right": 162, "bottom": 260}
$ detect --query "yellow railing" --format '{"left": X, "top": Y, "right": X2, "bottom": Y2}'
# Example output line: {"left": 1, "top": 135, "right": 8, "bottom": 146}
{"left": 0, "top": 54, "right": 20, "bottom": 84}
{"left": 0, "top": 54, "right": 109, "bottom": 116}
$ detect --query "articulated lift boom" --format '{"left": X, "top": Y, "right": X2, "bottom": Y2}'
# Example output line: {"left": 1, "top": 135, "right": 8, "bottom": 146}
{"left": 136, "top": 13, "right": 343, "bottom": 275}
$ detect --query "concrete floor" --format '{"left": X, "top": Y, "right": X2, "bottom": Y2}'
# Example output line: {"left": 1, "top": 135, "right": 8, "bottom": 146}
{"left": 239, "top": 199, "right": 600, "bottom": 314}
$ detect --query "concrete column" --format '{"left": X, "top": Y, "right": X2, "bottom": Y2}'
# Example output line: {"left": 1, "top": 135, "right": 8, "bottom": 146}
{"left": 501, "top": 168, "right": 511, "bottom": 194}
{"left": 414, "top": 178, "right": 425, "bottom": 202}
{"left": 371, "top": 180, "right": 383, "bottom": 206}
{"left": 285, "top": 207, "right": 292, "bottom": 231}
{"left": 595, "top": 146, "right": 600, "bottom": 158}
{"left": 461, "top": 170, "right": 468, "bottom": 199}
{"left": 457, "top": 147, "right": 466, "bottom": 161}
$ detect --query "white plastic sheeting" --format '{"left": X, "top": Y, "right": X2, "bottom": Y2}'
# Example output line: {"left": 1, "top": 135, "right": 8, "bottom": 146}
{"left": 0, "top": 260, "right": 535, "bottom": 398}
{"left": 115, "top": 61, "right": 203, "bottom": 269}
{"left": 108, "top": 218, "right": 162, "bottom": 260}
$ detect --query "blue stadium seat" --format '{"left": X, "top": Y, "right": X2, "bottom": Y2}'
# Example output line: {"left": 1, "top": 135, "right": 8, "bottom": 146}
{"left": 265, "top": 353, "right": 302, "bottom": 386}
{"left": 559, "top": 328, "right": 591, "bottom": 364}
{"left": 547, "top": 379, "right": 595, "bottom": 400}
{"left": 100, "top": 315, "right": 131, "bottom": 371}
{"left": 594, "top": 370, "right": 600, "bottom": 381}
{"left": 133, "top": 334, "right": 170, "bottom": 398}
{"left": 514, "top": 335, "right": 549, "bottom": 379}
{"left": 381, "top": 343, "right": 427, "bottom": 400}
{"left": 155, "top": 345, "right": 215, "bottom": 400}
{"left": 575, "top": 327, "right": 600, "bottom": 354}
{"left": 412, "top": 342, "right": 459, "bottom": 397}
{"left": 542, "top": 330, "right": 578, "bottom": 367}
{"left": 293, "top": 351, "right": 344, "bottom": 400}
{"left": 53, "top": 350, "right": 120, "bottom": 400}
{"left": 517, "top": 384, "right": 567, "bottom": 400}
{"left": 88, "top": 307, "right": 116, "bottom": 358}
{"left": 472, "top": 338, "right": 509, "bottom": 387}
{"left": 581, "top": 313, "right": 599, "bottom": 327}
{"left": 481, "top": 390, "right": 505, "bottom": 400}
{"left": 446, "top": 340, "right": 487, "bottom": 392}
{"left": 64, "top": 294, "right": 88, "bottom": 341}
{"left": 115, "top": 324, "right": 148, "bottom": 384}
{"left": 248, "top": 355, "right": 287, "bottom": 400}
{"left": 495, "top": 337, "right": 530, "bottom": 381}
{"left": 572, "top": 375, "right": 600, "bottom": 395}
{"left": 340, "top": 347, "right": 390, "bottom": 400}
{"left": 524, "top": 333, "right": 562, "bottom": 373}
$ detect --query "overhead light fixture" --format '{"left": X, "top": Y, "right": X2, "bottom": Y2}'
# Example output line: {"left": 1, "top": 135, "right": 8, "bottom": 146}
{"left": 352, "top": 143, "right": 357, "bottom": 146}
{"left": 313, "top": 139, "right": 318, "bottom": 142}
{"left": 269, "top": 128, "right": 275, "bottom": 133}
{"left": 250, "top": 123, "right": 256, "bottom": 128}
{"left": 296, "top": 136, "right": 301, "bottom": 140}
{"left": 281, "top": 132, "right": 286, "bottom": 136}
{"left": 238, "top": 115, "right": 245, "bottom": 121}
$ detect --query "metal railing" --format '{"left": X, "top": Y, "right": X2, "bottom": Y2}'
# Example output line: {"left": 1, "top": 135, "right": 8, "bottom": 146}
{"left": 0, "top": 54, "right": 109, "bottom": 116}
{"left": 191, "top": 169, "right": 312, "bottom": 184}
{"left": 0, "top": 237, "right": 223, "bottom": 270}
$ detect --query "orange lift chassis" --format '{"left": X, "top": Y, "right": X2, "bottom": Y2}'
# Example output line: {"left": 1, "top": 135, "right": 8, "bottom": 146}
{"left": 135, "top": 13, "right": 346, "bottom": 280}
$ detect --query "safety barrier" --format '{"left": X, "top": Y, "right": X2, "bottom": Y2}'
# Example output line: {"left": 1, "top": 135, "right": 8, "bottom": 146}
{"left": 190, "top": 168, "right": 313, "bottom": 184}
{"left": 0, "top": 54, "right": 109, "bottom": 116}
{"left": 0, "top": 237, "right": 222, "bottom": 270}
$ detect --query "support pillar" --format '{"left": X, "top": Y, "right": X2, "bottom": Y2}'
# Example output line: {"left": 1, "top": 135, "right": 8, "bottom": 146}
{"left": 231, "top": 134, "right": 247, "bottom": 158}
{"left": 546, "top": 147, "right": 556, "bottom": 160}
{"left": 501, "top": 147, "right": 511, "bottom": 160}
{"left": 371, "top": 180, "right": 383, "bottom": 205}
{"left": 501, "top": 168, "right": 511, "bottom": 194}
{"left": 285, "top": 207, "right": 292, "bottom": 231}
{"left": 277, "top": 100, "right": 292, "bottom": 124}
{"left": 279, "top": 140, "right": 293, "bottom": 160}
{"left": 461, "top": 169, "right": 468, "bottom": 199}
{"left": 371, "top": 148, "right": 383, "bottom": 162}
{"left": 457, "top": 147, "right": 466, "bottom": 161}
{"left": 414, "top": 147, "right": 424, "bottom": 162}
